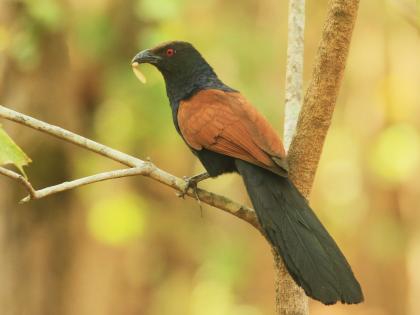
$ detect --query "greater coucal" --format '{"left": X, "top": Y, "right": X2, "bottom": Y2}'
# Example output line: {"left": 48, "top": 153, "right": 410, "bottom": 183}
{"left": 131, "top": 41, "right": 363, "bottom": 305}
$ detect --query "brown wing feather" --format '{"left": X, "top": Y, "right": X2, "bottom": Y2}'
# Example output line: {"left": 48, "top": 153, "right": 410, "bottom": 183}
{"left": 178, "top": 89, "right": 288, "bottom": 175}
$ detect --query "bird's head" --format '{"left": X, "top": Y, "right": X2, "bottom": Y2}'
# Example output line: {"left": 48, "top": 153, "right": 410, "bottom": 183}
{"left": 131, "top": 41, "right": 210, "bottom": 82}
{"left": 131, "top": 41, "right": 230, "bottom": 103}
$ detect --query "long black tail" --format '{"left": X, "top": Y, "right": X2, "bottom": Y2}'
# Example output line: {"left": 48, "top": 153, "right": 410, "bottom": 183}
{"left": 235, "top": 159, "right": 363, "bottom": 305}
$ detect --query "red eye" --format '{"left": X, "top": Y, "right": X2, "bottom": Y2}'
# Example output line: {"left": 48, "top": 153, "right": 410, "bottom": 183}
{"left": 166, "top": 48, "right": 175, "bottom": 57}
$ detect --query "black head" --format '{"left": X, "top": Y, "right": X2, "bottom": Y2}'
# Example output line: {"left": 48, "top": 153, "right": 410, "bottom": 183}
{"left": 132, "top": 41, "right": 204, "bottom": 74}
{"left": 132, "top": 41, "right": 234, "bottom": 103}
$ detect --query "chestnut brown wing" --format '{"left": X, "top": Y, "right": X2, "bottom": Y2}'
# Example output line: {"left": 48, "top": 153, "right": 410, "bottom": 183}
{"left": 177, "top": 89, "right": 288, "bottom": 176}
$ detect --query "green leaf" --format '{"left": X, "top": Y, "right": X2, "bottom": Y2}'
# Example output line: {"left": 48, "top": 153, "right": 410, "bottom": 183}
{"left": 0, "top": 125, "right": 31, "bottom": 176}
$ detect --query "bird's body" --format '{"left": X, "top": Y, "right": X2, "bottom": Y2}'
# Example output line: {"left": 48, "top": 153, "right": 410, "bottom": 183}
{"left": 178, "top": 89, "right": 288, "bottom": 177}
{"left": 132, "top": 41, "right": 363, "bottom": 305}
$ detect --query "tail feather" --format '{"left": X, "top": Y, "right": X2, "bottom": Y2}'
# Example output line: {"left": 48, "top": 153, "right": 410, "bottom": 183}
{"left": 235, "top": 159, "right": 363, "bottom": 305}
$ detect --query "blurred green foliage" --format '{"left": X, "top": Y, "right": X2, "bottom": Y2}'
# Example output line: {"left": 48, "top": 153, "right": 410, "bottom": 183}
{"left": 73, "top": 14, "right": 116, "bottom": 59}
{"left": 369, "top": 123, "right": 420, "bottom": 184}
{"left": 87, "top": 193, "right": 147, "bottom": 245}
{"left": 25, "top": 0, "right": 64, "bottom": 31}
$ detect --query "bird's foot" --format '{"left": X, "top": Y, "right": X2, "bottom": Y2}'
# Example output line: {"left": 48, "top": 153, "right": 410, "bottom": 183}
{"left": 177, "top": 175, "right": 199, "bottom": 199}
{"left": 176, "top": 172, "right": 210, "bottom": 199}
{"left": 177, "top": 172, "right": 210, "bottom": 217}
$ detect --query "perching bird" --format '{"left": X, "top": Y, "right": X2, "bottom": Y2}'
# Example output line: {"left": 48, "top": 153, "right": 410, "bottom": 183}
{"left": 131, "top": 41, "right": 363, "bottom": 305}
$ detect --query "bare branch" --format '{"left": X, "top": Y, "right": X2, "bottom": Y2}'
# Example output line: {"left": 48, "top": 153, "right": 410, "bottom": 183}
{"left": 0, "top": 166, "right": 36, "bottom": 199}
{"left": 0, "top": 106, "right": 143, "bottom": 167}
{"left": 277, "top": 1, "right": 308, "bottom": 314}
{"left": 284, "top": 0, "right": 305, "bottom": 151}
{"left": 19, "top": 167, "right": 149, "bottom": 203}
{"left": 0, "top": 105, "right": 258, "bottom": 229}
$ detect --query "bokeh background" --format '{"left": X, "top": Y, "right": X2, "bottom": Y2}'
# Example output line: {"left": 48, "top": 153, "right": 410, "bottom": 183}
{"left": 0, "top": 0, "right": 420, "bottom": 314}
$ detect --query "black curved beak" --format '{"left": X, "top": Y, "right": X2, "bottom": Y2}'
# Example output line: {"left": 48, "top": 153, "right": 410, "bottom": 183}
{"left": 131, "top": 49, "right": 161, "bottom": 65}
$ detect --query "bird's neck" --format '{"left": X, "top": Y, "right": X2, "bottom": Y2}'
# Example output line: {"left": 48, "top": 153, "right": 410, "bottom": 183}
{"left": 162, "top": 65, "right": 224, "bottom": 104}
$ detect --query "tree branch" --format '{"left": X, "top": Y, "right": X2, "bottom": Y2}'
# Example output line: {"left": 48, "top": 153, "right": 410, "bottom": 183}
{"left": 0, "top": 166, "right": 36, "bottom": 199}
{"left": 277, "top": 0, "right": 360, "bottom": 314}
{"left": 284, "top": 0, "right": 305, "bottom": 151}
{"left": 19, "top": 167, "right": 149, "bottom": 203}
{"left": 0, "top": 105, "right": 259, "bottom": 229}
{"left": 276, "top": 0, "right": 309, "bottom": 314}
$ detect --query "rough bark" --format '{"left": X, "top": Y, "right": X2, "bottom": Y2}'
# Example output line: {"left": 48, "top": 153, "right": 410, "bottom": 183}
{"left": 275, "top": 0, "right": 360, "bottom": 314}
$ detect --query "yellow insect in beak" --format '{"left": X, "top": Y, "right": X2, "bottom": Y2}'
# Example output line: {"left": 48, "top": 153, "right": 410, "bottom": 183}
{"left": 131, "top": 62, "right": 147, "bottom": 84}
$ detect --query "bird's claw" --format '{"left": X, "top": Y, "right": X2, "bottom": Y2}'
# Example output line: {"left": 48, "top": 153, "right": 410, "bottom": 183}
{"left": 177, "top": 176, "right": 198, "bottom": 199}
{"left": 177, "top": 172, "right": 209, "bottom": 216}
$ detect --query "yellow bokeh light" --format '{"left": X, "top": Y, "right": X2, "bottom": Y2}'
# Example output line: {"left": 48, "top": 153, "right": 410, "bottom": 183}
{"left": 369, "top": 123, "right": 420, "bottom": 184}
{"left": 87, "top": 193, "right": 146, "bottom": 246}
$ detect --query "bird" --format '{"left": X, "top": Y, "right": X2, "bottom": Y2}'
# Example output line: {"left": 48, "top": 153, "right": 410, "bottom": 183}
{"left": 131, "top": 41, "right": 363, "bottom": 305}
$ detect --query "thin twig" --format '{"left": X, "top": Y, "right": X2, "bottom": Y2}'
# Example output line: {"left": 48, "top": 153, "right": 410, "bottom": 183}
{"left": 277, "top": 0, "right": 308, "bottom": 314}
{"left": 0, "top": 166, "right": 36, "bottom": 198}
{"left": 0, "top": 105, "right": 259, "bottom": 228}
{"left": 19, "top": 167, "right": 150, "bottom": 203}
{"left": 284, "top": 0, "right": 305, "bottom": 151}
